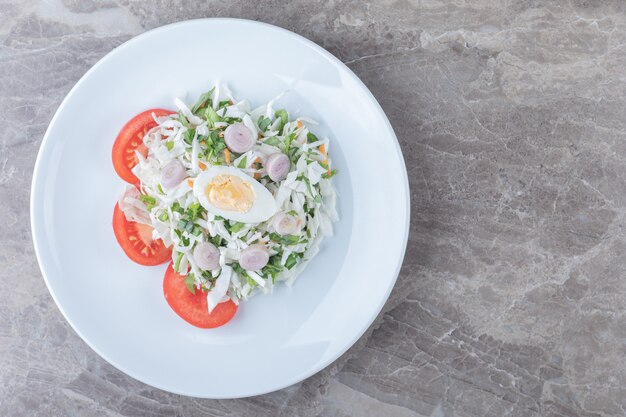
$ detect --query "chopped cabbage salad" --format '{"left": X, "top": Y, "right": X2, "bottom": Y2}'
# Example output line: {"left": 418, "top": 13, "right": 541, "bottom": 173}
{"left": 118, "top": 84, "right": 338, "bottom": 312}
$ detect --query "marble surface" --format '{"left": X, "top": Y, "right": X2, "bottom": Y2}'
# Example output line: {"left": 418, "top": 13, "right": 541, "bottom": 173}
{"left": 2, "top": 0, "right": 626, "bottom": 415}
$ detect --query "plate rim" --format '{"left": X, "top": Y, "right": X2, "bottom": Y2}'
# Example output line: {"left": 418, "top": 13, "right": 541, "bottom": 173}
{"left": 30, "top": 17, "right": 410, "bottom": 398}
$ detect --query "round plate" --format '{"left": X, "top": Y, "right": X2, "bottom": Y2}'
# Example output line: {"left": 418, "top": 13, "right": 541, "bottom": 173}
{"left": 31, "top": 18, "right": 409, "bottom": 398}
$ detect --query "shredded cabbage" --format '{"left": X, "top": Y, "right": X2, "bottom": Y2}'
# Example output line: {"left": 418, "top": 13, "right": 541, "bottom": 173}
{"left": 124, "top": 82, "right": 338, "bottom": 312}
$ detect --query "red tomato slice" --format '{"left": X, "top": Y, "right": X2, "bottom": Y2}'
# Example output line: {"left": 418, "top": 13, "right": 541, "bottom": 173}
{"left": 112, "top": 109, "right": 174, "bottom": 184}
{"left": 163, "top": 263, "right": 238, "bottom": 328}
{"left": 112, "top": 203, "right": 172, "bottom": 266}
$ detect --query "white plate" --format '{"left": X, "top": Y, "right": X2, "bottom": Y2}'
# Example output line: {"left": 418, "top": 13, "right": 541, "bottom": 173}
{"left": 31, "top": 18, "right": 409, "bottom": 398}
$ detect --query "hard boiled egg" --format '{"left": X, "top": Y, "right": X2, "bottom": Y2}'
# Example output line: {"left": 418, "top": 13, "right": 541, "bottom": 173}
{"left": 193, "top": 166, "right": 277, "bottom": 223}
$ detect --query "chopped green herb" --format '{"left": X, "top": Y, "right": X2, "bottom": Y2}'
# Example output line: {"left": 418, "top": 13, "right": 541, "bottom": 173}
{"left": 263, "top": 136, "right": 281, "bottom": 147}
{"left": 171, "top": 202, "right": 184, "bottom": 214}
{"left": 184, "top": 273, "right": 196, "bottom": 294}
{"left": 186, "top": 202, "right": 204, "bottom": 221}
{"left": 269, "top": 233, "right": 301, "bottom": 245}
{"left": 286, "top": 210, "right": 298, "bottom": 216}
{"left": 258, "top": 116, "right": 272, "bottom": 132}
{"left": 191, "top": 88, "right": 215, "bottom": 113}
{"left": 307, "top": 132, "right": 319, "bottom": 143}
{"left": 157, "top": 184, "right": 165, "bottom": 195}
{"left": 158, "top": 211, "right": 169, "bottom": 222}
{"left": 285, "top": 253, "right": 300, "bottom": 269}
{"left": 237, "top": 155, "right": 247, "bottom": 169}
{"left": 228, "top": 221, "right": 245, "bottom": 233}
{"left": 274, "top": 109, "right": 288, "bottom": 132}
{"left": 205, "top": 106, "right": 220, "bottom": 127}
{"left": 165, "top": 141, "right": 174, "bottom": 151}
{"left": 322, "top": 169, "right": 338, "bottom": 179}
{"left": 139, "top": 194, "right": 156, "bottom": 211}
{"left": 174, "top": 252, "right": 183, "bottom": 272}
{"left": 183, "top": 129, "right": 195, "bottom": 145}
{"left": 284, "top": 132, "right": 297, "bottom": 149}
{"left": 210, "top": 235, "right": 223, "bottom": 247}
{"left": 218, "top": 100, "right": 231, "bottom": 109}
{"left": 178, "top": 111, "right": 189, "bottom": 128}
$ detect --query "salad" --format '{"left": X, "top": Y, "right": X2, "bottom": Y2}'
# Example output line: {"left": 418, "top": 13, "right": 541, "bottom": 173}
{"left": 111, "top": 84, "right": 338, "bottom": 328}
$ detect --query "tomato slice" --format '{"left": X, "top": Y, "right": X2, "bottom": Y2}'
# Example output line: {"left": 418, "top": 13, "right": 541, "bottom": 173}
{"left": 112, "top": 203, "right": 172, "bottom": 266}
{"left": 112, "top": 109, "right": 174, "bottom": 184}
{"left": 163, "top": 263, "right": 238, "bottom": 328}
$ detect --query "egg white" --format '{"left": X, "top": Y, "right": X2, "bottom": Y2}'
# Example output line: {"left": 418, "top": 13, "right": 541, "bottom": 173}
{"left": 193, "top": 166, "right": 277, "bottom": 223}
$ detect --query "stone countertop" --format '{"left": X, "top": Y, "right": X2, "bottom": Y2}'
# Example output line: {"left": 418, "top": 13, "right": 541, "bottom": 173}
{"left": 2, "top": 1, "right": 625, "bottom": 416}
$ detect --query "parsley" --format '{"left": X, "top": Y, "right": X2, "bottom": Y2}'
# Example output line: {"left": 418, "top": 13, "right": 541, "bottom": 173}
{"left": 274, "top": 109, "right": 288, "bottom": 133}
{"left": 165, "top": 141, "right": 174, "bottom": 151}
{"left": 178, "top": 111, "right": 189, "bottom": 128}
{"left": 227, "top": 221, "right": 245, "bottom": 233}
{"left": 285, "top": 253, "right": 299, "bottom": 270}
{"left": 237, "top": 155, "right": 247, "bottom": 169}
{"left": 191, "top": 88, "right": 215, "bottom": 113}
{"left": 263, "top": 136, "right": 281, "bottom": 148}
{"left": 284, "top": 132, "right": 297, "bottom": 149}
{"left": 205, "top": 106, "right": 220, "bottom": 127}
{"left": 157, "top": 184, "right": 165, "bottom": 195}
{"left": 218, "top": 100, "right": 231, "bottom": 109}
{"left": 185, "top": 273, "right": 196, "bottom": 294}
{"left": 171, "top": 202, "right": 184, "bottom": 214}
{"left": 183, "top": 129, "right": 195, "bottom": 145}
{"left": 186, "top": 202, "right": 204, "bottom": 221}
{"left": 258, "top": 116, "right": 271, "bottom": 132}
{"left": 269, "top": 233, "right": 301, "bottom": 245}
{"left": 210, "top": 235, "right": 223, "bottom": 247}
{"left": 158, "top": 211, "right": 169, "bottom": 222}
{"left": 322, "top": 169, "right": 338, "bottom": 179}
{"left": 307, "top": 132, "right": 319, "bottom": 143}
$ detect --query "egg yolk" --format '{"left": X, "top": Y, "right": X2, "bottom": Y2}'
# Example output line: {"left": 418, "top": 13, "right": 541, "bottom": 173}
{"left": 206, "top": 175, "right": 255, "bottom": 212}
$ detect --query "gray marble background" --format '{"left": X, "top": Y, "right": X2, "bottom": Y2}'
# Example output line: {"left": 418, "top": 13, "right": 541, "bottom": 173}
{"left": 2, "top": 0, "right": 626, "bottom": 416}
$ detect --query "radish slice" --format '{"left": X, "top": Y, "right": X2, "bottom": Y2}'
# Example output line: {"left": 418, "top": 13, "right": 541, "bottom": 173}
{"left": 272, "top": 212, "right": 299, "bottom": 235}
{"left": 161, "top": 159, "right": 186, "bottom": 189}
{"left": 224, "top": 123, "right": 255, "bottom": 153}
{"left": 239, "top": 244, "right": 269, "bottom": 271}
{"left": 193, "top": 242, "right": 220, "bottom": 270}
{"left": 265, "top": 152, "right": 290, "bottom": 181}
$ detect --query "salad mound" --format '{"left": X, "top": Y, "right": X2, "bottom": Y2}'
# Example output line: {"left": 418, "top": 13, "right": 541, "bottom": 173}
{"left": 117, "top": 84, "right": 338, "bottom": 316}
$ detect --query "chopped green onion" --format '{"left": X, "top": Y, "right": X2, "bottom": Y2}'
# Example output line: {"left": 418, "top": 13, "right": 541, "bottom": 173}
{"left": 174, "top": 252, "right": 183, "bottom": 272}
{"left": 139, "top": 194, "right": 156, "bottom": 210}
{"left": 158, "top": 212, "right": 169, "bottom": 222}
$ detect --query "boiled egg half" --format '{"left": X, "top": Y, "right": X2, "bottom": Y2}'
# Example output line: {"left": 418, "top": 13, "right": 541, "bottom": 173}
{"left": 193, "top": 166, "right": 277, "bottom": 223}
